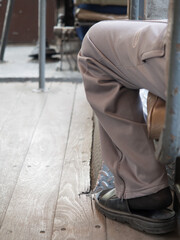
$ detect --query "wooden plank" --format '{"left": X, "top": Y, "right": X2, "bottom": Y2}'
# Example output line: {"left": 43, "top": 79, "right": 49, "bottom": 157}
{"left": 106, "top": 219, "right": 145, "bottom": 240}
{"left": 0, "top": 81, "right": 51, "bottom": 226}
{"left": 0, "top": 82, "right": 23, "bottom": 129}
{"left": 0, "top": 82, "right": 76, "bottom": 240}
{"left": 52, "top": 84, "right": 106, "bottom": 240}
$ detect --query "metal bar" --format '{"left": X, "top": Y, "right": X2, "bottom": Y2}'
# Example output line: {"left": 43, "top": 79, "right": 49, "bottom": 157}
{"left": 64, "top": 0, "right": 74, "bottom": 26}
{"left": 0, "top": 0, "right": 15, "bottom": 61}
{"left": 159, "top": 0, "right": 180, "bottom": 165}
{"left": 38, "top": 0, "right": 46, "bottom": 90}
{"left": 175, "top": 184, "right": 180, "bottom": 204}
{"left": 60, "top": 34, "right": 64, "bottom": 70}
{"left": 139, "top": 0, "right": 145, "bottom": 20}
{"left": 176, "top": 157, "right": 180, "bottom": 185}
{"left": 175, "top": 157, "right": 180, "bottom": 204}
{"left": 129, "top": 0, "right": 139, "bottom": 20}
{"left": 174, "top": 157, "right": 180, "bottom": 210}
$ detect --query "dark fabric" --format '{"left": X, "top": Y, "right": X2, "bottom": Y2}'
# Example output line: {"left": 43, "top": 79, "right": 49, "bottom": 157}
{"left": 98, "top": 189, "right": 130, "bottom": 212}
{"left": 65, "top": 0, "right": 74, "bottom": 26}
{"left": 98, "top": 187, "right": 172, "bottom": 211}
{"left": 76, "top": 4, "right": 127, "bottom": 40}
{"left": 128, "top": 187, "right": 172, "bottom": 210}
{"left": 78, "top": 4, "right": 127, "bottom": 14}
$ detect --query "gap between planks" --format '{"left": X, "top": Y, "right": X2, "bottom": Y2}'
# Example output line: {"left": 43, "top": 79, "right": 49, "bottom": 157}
{"left": 0, "top": 81, "right": 52, "bottom": 227}
{"left": 0, "top": 82, "right": 77, "bottom": 240}
{"left": 52, "top": 84, "right": 106, "bottom": 240}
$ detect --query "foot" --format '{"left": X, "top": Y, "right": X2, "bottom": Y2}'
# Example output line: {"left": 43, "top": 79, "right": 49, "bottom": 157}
{"left": 128, "top": 187, "right": 172, "bottom": 210}
{"left": 94, "top": 188, "right": 176, "bottom": 234}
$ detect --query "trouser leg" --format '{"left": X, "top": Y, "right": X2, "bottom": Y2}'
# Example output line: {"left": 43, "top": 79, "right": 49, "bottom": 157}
{"left": 78, "top": 20, "right": 168, "bottom": 199}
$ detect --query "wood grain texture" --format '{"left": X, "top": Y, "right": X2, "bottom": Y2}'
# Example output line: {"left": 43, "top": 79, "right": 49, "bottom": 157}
{"left": 52, "top": 84, "right": 106, "bottom": 240}
{"left": 0, "top": 82, "right": 76, "bottom": 240}
{"left": 0, "top": 82, "right": 51, "bottom": 226}
{"left": 0, "top": 83, "right": 23, "bottom": 130}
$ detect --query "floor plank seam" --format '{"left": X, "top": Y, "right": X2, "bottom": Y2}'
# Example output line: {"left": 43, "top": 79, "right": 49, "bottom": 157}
{"left": 0, "top": 82, "right": 52, "bottom": 228}
{"left": 61, "top": 83, "right": 78, "bottom": 162}
{"left": 90, "top": 113, "right": 95, "bottom": 192}
{"left": 50, "top": 82, "right": 78, "bottom": 240}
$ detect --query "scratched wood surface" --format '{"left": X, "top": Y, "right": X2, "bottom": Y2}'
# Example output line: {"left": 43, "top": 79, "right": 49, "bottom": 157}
{"left": 0, "top": 83, "right": 23, "bottom": 129}
{"left": 0, "top": 82, "right": 178, "bottom": 240}
{"left": 0, "top": 82, "right": 76, "bottom": 240}
{"left": 52, "top": 84, "right": 106, "bottom": 240}
{"left": 0, "top": 82, "right": 51, "bottom": 227}
{"left": 0, "top": 82, "right": 105, "bottom": 240}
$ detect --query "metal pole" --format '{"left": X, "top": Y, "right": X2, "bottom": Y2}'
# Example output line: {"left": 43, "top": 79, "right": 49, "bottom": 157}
{"left": 174, "top": 157, "right": 180, "bottom": 208}
{"left": 129, "top": 0, "right": 139, "bottom": 20}
{"left": 139, "top": 0, "right": 145, "bottom": 20}
{"left": 159, "top": 0, "right": 180, "bottom": 165}
{"left": 38, "top": 0, "right": 46, "bottom": 90}
{"left": 0, "top": 0, "right": 15, "bottom": 61}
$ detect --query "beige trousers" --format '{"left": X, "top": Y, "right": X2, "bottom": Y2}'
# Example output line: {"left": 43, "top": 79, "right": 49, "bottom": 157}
{"left": 78, "top": 20, "right": 169, "bottom": 199}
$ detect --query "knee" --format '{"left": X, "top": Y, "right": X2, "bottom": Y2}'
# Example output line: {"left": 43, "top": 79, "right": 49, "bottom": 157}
{"left": 80, "top": 21, "right": 108, "bottom": 57}
{"left": 86, "top": 21, "right": 107, "bottom": 41}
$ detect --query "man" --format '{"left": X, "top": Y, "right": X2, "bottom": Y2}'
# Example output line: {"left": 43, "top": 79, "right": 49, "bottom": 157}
{"left": 78, "top": 20, "right": 176, "bottom": 234}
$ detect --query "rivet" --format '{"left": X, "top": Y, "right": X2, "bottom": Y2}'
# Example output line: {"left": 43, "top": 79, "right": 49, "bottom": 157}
{"left": 61, "top": 228, "right": 66, "bottom": 231}
{"left": 95, "top": 225, "right": 101, "bottom": 229}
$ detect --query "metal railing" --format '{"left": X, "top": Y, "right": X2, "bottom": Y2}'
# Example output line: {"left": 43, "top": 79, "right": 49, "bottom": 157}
{"left": 129, "top": 0, "right": 145, "bottom": 20}
{"left": 38, "top": 0, "right": 46, "bottom": 91}
{"left": 0, "top": 0, "right": 47, "bottom": 91}
{"left": 0, "top": 0, "right": 14, "bottom": 61}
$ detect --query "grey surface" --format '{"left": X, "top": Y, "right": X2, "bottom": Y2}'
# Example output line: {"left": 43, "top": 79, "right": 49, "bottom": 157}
{"left": 146, "top": 0, "right": 169, "bottom": 20}
{"left": 0, "top": 45, "right": 82, "bottom": 82}
{"left": 130, "top": 0, "right": 140, "bottom": 20}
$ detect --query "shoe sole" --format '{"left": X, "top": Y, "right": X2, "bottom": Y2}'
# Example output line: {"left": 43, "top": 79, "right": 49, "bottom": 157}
{"left": 94, "top": 194, "right": 176, "bottom": 234}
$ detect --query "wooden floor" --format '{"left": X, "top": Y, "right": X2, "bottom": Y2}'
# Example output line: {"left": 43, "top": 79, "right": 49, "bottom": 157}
{"left": 0, "top": 82, "right": 179, "bottom": 240}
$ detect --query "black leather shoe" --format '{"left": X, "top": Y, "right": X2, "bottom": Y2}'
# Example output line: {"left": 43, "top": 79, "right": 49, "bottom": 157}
{"left": 94, "top": 188, "right": 176, "bottom": 234}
